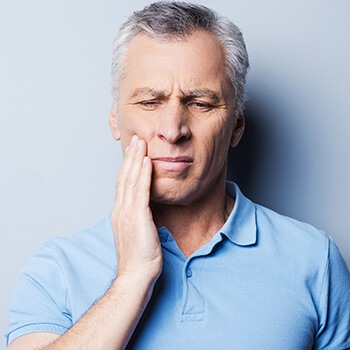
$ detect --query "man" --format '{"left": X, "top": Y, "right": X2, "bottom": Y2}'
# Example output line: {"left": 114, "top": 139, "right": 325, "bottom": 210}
{"left": 6, "top": 2, "right": 350, "bottom": 349}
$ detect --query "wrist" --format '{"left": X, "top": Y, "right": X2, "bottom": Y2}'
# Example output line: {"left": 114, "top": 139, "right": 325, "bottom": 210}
{"left": 111, "top": 272, "right": 159, "bottom": 308}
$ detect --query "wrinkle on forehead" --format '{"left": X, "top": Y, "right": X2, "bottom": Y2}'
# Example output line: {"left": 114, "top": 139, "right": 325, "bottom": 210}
{"left": 120, "top": 29, "right": 235, "bottom": 108}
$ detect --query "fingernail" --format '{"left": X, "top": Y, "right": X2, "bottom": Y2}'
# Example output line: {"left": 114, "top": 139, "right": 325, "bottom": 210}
{"left": 131, "top": 135, "right": 137, "bottom": 145}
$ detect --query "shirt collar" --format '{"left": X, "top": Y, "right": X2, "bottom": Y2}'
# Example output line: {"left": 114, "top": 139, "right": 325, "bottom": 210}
{"left": 220, "top": 181, "right": 257, "bottom": 246}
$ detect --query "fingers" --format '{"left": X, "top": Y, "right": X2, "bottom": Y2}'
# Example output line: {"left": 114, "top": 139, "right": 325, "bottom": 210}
{"left": 115, "top": 135, "right": 151, "bottom": 210}
{"left": 137, "top": 156, "right": 152, "bottom": 208}
{"left": 112, "top": 136, "right": 162, "bottom": 281}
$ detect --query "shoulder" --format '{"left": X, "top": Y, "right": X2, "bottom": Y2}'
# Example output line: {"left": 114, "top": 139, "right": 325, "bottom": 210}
{"left": 228, "top": 182, "right": 333, "bottom": 262}
{"left": 6, "top": 215, "right": 116, "bottom": 346}
{"left": 255, "top": 203, "right": 330, "bottom": 254}
{"left": 13, "top": 214, "right": 115, "bottom": 291}
{"left": 250, "top": 201, "right": 342, "bottom": 292}
{"left": 41, "top": 214, "right": 115, "bottom": 264}
{"left": 252, "top": 203, "right": 350, "bottom": 347}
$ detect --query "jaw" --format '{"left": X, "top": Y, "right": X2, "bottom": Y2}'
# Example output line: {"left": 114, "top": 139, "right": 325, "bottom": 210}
{"left": 150, "top": 159, "right": 228, "bottom": 207}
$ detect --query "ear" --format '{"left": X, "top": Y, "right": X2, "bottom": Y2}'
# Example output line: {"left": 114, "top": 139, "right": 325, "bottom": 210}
{"left": 230, "top": 112, "right": 245, "bottom": 148}
{"left": 108, "top": 103, "right": 121, "bottom": 141}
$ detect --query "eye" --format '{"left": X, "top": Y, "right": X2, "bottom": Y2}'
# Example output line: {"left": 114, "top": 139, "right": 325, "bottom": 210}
{"left": 138, "top": 100, "right": 161, "bottom": 110}
{"left": 187, "top": 101, "right": 214, "bottom": 111}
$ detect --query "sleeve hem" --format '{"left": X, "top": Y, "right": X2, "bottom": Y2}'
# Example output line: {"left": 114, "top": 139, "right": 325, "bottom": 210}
{"left": 6, "top": 323, "right": 69, "bottom": 346}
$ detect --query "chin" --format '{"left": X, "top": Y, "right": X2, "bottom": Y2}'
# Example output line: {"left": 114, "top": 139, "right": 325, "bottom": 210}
{"left": 150, "top": 178, "right": 198, "bottom": 206}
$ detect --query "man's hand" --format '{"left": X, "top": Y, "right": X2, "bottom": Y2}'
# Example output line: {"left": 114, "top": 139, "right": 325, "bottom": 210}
{"left": 8, "top": 136, "right": 163, "bottom": 350}
{"left": 112, "top": 135, "right": 162, "bottom": 286}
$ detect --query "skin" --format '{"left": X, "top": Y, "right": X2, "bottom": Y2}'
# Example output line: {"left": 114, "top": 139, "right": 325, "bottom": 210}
{"left": 112, "top": 30, "right": 242, "bottom": 205}
{"left": 8, "top": 29, "right": 244, "bottom": 350}
{"left": 109, "top": 30, "right": 244, "bottom": 254}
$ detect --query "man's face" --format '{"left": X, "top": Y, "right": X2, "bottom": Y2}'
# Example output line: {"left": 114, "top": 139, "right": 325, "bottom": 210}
{"left": 110, "top": 30, "right": 244, "bottom": 205}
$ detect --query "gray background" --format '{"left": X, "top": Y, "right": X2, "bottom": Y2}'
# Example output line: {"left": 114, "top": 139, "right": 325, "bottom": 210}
{"left": 1, "top": 0, "right": 349, "bottom": 348}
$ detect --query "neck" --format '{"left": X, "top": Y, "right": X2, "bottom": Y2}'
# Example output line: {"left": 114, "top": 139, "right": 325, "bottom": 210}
{"left": 151, "top": 176, "right": 234, "bottom": 258}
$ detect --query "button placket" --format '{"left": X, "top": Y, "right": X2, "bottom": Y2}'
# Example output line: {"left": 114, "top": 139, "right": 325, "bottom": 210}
{"left": 181, "top": 258, "right": 205, "bottom": 322}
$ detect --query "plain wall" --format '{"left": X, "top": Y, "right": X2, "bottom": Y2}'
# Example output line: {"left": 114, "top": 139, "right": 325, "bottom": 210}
{"left": 1, "top": 0, "right": 349, "bottom": 348}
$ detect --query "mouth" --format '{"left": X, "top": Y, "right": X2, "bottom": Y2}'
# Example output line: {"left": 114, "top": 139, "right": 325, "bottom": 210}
{"left": 151, "top": 157, "right": 193, "bottom": 171}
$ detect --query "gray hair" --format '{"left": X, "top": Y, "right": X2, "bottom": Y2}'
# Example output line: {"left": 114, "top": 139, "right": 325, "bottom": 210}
{"left": 111, "top": 1, "right": 249, "bottom": 114}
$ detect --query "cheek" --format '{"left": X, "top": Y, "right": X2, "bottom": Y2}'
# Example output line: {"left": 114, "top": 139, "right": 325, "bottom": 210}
{"left": 118, "top": 109, "right": 154, "bottom": 144}
{"left": 196, "top": 124, "right": 233, "bottom": 175}
{"left": 201, "top": 119, "right": 233, "bottom": 156}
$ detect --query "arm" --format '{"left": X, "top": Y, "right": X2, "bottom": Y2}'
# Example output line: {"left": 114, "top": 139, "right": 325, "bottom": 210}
{"left": 9, "top": 136, "right": 162, "bottom": 350}
{"left": 315, "top": 237, "right": 350, "bottom": 349}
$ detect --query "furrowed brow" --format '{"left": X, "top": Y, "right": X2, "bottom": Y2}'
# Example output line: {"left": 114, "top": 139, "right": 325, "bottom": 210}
{"left": 130, "top": 88, "right": 167, "bottom": 99}
{"left": 183, "top": 89, "right": 221, "bottom": 104}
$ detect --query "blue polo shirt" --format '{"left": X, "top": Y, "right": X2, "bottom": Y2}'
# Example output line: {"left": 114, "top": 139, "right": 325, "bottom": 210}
{"left": 6, "top": 182, "right": 350, "bottom": 349}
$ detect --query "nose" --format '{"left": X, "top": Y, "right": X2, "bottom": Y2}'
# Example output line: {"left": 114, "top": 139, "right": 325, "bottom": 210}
{"left": 156, "top": 101, "right": 191, "bottom": 144}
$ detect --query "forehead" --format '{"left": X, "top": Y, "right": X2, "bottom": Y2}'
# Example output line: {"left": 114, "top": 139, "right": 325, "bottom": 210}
{"left": 119, "top": 30, "right": 229, "bottom": 96}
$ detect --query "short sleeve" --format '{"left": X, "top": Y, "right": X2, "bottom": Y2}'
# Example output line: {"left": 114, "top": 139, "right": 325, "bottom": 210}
{"left": 5, "top": 242, "right": 72, "bottom": 346}
{"left": 315, "top": 237, "right": 350, "bottom": 349}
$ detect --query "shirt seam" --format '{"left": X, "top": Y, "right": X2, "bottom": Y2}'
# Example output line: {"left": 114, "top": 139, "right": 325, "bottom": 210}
{"left": 316, "top": 233, "right": 331, "bottom": 332}
{"left": 42, "top": 242, "right": 70, "bottom": 318}
{"left": 6, "top": 322, "right": 69, "bottom": 346}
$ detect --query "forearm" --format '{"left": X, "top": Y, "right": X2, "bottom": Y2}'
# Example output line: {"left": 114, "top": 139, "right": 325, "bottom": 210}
{"left": 9, "top": 137, "right": 162, "bottom": 350}
{"left": 42, "top": 274, "right": 156, "bottom": 350}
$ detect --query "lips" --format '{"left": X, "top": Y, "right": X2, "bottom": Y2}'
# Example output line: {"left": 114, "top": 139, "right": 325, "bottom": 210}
{"left": 151, "top": 157, "right": 193, "bottom": 171}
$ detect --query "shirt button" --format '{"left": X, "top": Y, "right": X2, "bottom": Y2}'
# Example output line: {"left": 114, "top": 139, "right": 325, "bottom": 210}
{"left": 186, "top": 268, "right": 193, "bottom": 278}
{"left": 159, "top": 235, "right": 167, "bottom": 242}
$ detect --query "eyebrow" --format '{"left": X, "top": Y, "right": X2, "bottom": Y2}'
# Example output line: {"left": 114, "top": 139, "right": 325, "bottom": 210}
{"left": 130, "top": 88, "right": 166, "bottom": 99}
{"left": 130, "top": 87, "right": 221, "bottom": 103}
{"left": 183, "top": 89, "right": 221, "bottom": 104}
